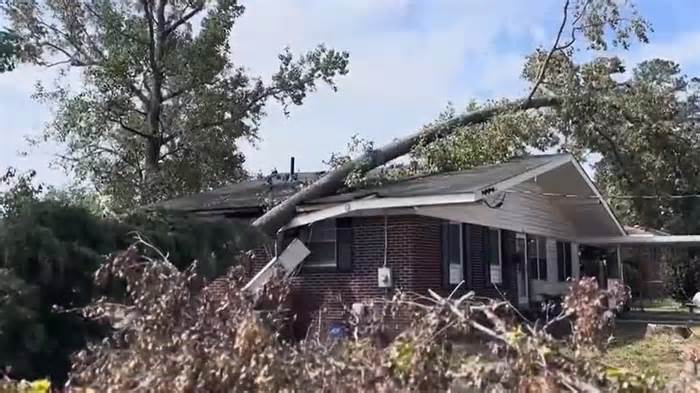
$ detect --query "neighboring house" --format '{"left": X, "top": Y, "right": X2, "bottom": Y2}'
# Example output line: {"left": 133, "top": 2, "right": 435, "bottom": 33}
{"left": 160, "top": 153, "right": 700, "bottom": 334}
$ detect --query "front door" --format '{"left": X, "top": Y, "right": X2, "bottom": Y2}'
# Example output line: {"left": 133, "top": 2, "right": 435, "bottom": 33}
{"left": 515, "top": 233, "right": 529, "bottom": 306}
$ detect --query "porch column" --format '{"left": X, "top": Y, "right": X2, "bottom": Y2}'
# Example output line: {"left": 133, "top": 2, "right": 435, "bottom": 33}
{"left": 617, "top": 245, "right": 624, "bottom": 284}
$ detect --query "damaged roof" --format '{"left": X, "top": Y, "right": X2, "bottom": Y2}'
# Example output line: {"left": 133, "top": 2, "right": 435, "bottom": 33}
{"left": 154, "top": 171, "right": 324, "bottom": 215}
{"left": 305, "top": 153, "right": 569, "bottom": 205}
{"left": 156, "top": 153, "right": 569, "bottom": 215}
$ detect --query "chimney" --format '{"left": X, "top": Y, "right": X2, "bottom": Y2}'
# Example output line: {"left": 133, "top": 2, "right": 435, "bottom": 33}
{"left": 290, "top": 156, "right": 295, "bottom": 177}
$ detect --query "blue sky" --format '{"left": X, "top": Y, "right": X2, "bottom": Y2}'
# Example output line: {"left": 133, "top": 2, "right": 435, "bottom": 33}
{"left": 1, "top": 0, "right": 700, "bottom": 187}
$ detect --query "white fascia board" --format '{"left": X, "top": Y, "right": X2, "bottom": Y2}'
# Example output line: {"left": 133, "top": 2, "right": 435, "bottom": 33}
{"left": 281, "top": 192, "right": 476, "bottom": 231}
{"left": 479, "top": 154, "right": 572, "bottom": 199}
{"left": 580, "top": 235, "right": 700, "bottom": 246}
{"left": 566, "top": 156, "right": 627, "bottom": 236}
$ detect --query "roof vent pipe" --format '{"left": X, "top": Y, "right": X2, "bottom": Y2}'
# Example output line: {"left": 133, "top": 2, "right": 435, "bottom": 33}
{"left": 290, "top": 156, "right": 295, "bottom": 177}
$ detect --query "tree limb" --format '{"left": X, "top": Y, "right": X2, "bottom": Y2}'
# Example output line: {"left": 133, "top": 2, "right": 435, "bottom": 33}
{"left": 162, "top": 5, "right": 204, "bottom": 38}
{"left": 526, "top": 0, "right": 570, "bottom": 102}
{"left": 44, "top": 59, "right": 73, "bottom": 68}
{"left": 107, "top": 116, "right": 153, "bottom": 140}
{"left": 251, "top": 96, "right": 561, "bottom": 235}
{"left": 142, "top": 0, "right": 158, "bottom": 80}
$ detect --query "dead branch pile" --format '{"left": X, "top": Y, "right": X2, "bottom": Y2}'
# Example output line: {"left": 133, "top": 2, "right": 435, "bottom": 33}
{"left": 67, "top": 243, "right": 698, "bottom": 392}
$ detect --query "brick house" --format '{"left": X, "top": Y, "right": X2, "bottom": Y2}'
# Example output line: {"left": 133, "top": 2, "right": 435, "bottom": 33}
{"left": 161, "top": 153, "right": 700, "bottom": 334}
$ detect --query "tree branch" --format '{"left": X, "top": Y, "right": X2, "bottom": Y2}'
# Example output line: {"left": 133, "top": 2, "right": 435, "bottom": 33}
{"left": 142, "top": 0, "right": 158, "bottom": 78}
{"left": 106, "top": 116, "right": 153, "bottom": 140}
{"left": 44, "top": 59, "right": 73, "bottom": 67}
{"left": 162, "top": 4, "right": 204, "bottom": 38}
{"left": 526, "top": 0, "right": 570, "bottom": 102}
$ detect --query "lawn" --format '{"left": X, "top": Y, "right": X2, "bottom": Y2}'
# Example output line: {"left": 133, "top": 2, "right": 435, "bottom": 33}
{"left": 603, "top": 321, "right": 700, "bottom": 379}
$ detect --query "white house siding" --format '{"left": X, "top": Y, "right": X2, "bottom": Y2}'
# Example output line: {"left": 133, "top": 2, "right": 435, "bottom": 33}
{"left": 414, "top": 181, "right": 587, "bottom": 302}
{"left": 416, "top": 182, "right": 579, "bottom": 240}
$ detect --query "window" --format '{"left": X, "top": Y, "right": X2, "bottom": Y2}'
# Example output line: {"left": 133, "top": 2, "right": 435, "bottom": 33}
{"left": 488, "top": 228, "right": 502, "bottom": 284}
{"left": 442, "top": 223, "right": 464, "bottom": 285}
{"left": 528, "top": 235, "right": 547, "bottom": 280}
{"left": 557, "top": 241, "right": 572, "bottom": 281}
{"left": 304, "top": 219, "right": 337, "bottom": 268}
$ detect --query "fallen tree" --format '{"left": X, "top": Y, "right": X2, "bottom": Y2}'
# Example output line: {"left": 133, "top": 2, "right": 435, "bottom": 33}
{"left": 67, "top": 243, "right": 698, "bottom": 392}
{"left": 251, "top": 96, "right": 560, "bottom": 235}
{"left": 252, "top": 0, "right": 651, "bottom": 235}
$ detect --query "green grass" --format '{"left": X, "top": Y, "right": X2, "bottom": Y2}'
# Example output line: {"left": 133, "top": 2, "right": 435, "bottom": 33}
{"left": 634, "top": 297, "right": 682, "bottom": 312}
{"left": 602, "top": 324, "right": 700, "bottom": 378}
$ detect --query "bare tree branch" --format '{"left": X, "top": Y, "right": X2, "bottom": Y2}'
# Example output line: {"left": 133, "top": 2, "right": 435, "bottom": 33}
{"left": 44, "top": 59, "right": 73, "bottom": 68}
{"left": 105, "top": 116, "right": 153, "bottom": 140}
{"left": 162, "top": 5, "right": 204, "bottom": 37}
{"left": 526, "top": 0, "right": 571, "bottom": 103}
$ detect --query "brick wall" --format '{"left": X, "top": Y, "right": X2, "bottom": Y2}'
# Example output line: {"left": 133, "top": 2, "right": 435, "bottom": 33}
{"left": 288, "top": 215, "right": 439, "bottom": 337}
{"left": 249, "top": 215, "right": 519, "bottom": 337}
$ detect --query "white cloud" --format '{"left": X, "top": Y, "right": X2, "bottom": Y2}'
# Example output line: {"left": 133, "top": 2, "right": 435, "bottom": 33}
{"left": 10, "top": 0, "right": 687, "bottom": 186}
{"left": 234, "top": 0, "right": 557, "bottom": 173}
{"left": 632, "top": 31, "right": 700, "bottom": 67}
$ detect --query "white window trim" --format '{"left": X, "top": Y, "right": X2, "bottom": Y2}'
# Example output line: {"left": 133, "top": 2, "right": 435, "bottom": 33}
{"left": 516, "top": 233, "right": 528, "bottom": 301}
{"left": 304, "top": 220, "right": 337, "bottom": 268}
{"left": 448, "top": 222, "right": 464, "bottom": 285}
{"left": 489, "top": 228, "right": 503, "bottom": 284}
{"left": 556, "top": 240, "right": 573, "bottom": 282}
{"left": 528, "top": 235, "right": 547, "bottom": 280}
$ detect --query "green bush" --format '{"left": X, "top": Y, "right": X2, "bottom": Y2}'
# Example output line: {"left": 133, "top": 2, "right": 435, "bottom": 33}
{"left": 0, "top": 173, "right": 266, "bottom": 382}
{"left": 662, "top": 254, "right": 700, "bottom": 303}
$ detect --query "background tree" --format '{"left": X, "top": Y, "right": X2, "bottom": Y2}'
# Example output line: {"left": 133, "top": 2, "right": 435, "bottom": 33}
{"left": 663, "top": 254, "right": 700, "bottom": 303}
{"left": 0, "top": 29, "right": 19, "bottom": 72}
{"left": 2, "top": 0, "right": 349, "bottom": 210}
{"left": 589, "top": 62, "right": 700, "bottom": 234}
{"left": 320, "top": 1, "right": 698, "bottom": 240}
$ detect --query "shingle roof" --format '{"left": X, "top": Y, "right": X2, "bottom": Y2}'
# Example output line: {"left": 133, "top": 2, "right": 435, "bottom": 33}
{"left": 156, "top": 153, "right": 569, "bottom": 213}
{"left": 306, "top": 153, "right": 569, "bottom": 204}
{"left": 154, "top": 171, "right": 324, "bottom": 213}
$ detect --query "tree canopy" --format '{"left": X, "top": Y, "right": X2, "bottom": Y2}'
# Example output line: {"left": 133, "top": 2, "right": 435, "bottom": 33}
{"left": 0, "top": 29, "right": 19, "bottom": 72}
{"left": 1, "top": 0, "right": 349, "bottom": 210}
{"left": 311, "top": 0, "right": 700, "bottom": 237}
{"left": 415, "top": 58, "right": 700, "bottom": 235}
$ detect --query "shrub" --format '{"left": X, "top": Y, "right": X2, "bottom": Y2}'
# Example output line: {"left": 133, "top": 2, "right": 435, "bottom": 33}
{"left": 0, "top": 173, "right": 267, "bottom": 382}
{"left": 662, "top": 254, "right": 700, "bottom": 303}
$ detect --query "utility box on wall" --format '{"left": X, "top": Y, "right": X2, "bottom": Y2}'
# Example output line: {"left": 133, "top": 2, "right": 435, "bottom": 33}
{"left": 377, "top": 267, "right": 393, "bottom": 288}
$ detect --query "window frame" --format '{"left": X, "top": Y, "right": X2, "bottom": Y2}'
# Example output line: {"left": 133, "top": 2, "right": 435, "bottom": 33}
{"left": 527, "top": 235, "right": 548, "bottom": 280}
{"left": 441, "top": 222, "right": 465, "bottom": 287}
{"left": 488, "top": 228, "right": 503, "bottom": 284}
{"left": 447, "top": 222, "right": 464, "bottom": 285}
{"left": 303, "top": 219, "right": 338, "bottom": 270}
{"left": 557, "top": 241, "right": 573, "bottom": 282}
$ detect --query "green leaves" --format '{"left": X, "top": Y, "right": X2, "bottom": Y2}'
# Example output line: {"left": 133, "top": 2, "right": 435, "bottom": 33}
{"left": 3, "top": 0, "right": 349, "bottom": 210}
{"left": 412, "top": 101, "right": 558, "bottom": 174}
{"left": 0, "top": 30, "right": 19, "bottom": 72}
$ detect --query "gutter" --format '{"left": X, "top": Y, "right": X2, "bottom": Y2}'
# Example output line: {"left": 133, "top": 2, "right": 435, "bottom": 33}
{"left": 281, "top": 192, "right": 477, "bottom": 231}
{"left": 579, "top": 235, "right": 700, "bottom": 246}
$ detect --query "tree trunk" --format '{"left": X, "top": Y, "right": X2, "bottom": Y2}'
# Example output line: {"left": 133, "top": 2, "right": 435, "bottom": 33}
{"left": 251, "top": 96, "right": 561, "bottom": 235}
{"left": 145, "top": 137, "right": 161, "bottom": 171}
